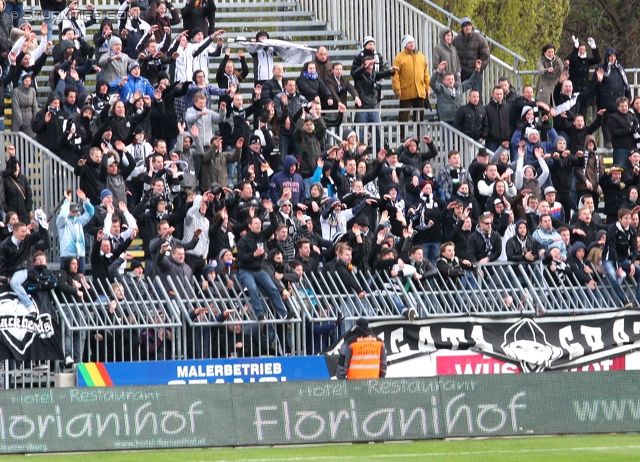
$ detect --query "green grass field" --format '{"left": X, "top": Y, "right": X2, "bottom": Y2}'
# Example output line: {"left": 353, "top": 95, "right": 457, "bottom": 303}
{"left": 2, "top": 434, "right": 640, "bottom": 462}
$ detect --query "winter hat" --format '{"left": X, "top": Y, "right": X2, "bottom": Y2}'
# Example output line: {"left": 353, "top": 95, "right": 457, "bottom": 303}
{"left": 128, "top": 61, "right": 140, "bottom": 73}
{"left": 256, "top": 30, "right": 270, "bottom": 40}
{"left": 523, "top": 165, "right": 537, "bottom": 177}
{"left": 549, "top": 241, "right": 564, "bottom": 251}
{"left": 60, "top": 40, "right": 75, "bottom": 51}
{"left": 356, "top": 317, "right": 369, "bottom": 328}
{"left": 129, "top": 259, "right": 143, "bottom": 271}
{"left": 81, "top": 105, "right": 95, "bottom": 117}
{"left": 203, "top": 264, "right": 217, "bottom": 277}
{"left": 100, "top": 189, "right": 113, "bottom": 201}
{"left": 363, "top": 36, "right": 375, "bottom": 47}
{"left": 461, "top": 17, "right": 472, "bottom": 26}
{"left": 521, "top": 105, "right": 533, "bottom": 118}
{"left": 525, "top": 127, "right": 539, "bottom": 139}
{"left": 401, "top": 35, "right": 415, "bottom": 49}
{"left": 571, "top": 241, "right": 587, "bottom": 257}
{"left": 18, "top": 19, "right": 30, "bottom": 30}
{"left": 190, "top": 27, "right": 203, "bottom": 37}
{"left": 355, "top": 215, "right": 369, "bottom": 227}
{"left": 249, "top": 134, "right": 261, "bottom": 145}
{"left": 109, "top": 36, "right": 122, "bottom": 47}
{"left": 342, "top": 130, "right": 356, "bottom": 141}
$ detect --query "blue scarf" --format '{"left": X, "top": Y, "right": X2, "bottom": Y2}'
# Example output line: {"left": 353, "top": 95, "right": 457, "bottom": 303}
{"left": 303, "top": 71, "right": 318, "bottom": 81}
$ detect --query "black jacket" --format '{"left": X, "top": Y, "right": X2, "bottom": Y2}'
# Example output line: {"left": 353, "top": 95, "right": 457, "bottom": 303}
{"left": 453, "top": 102, "right": 489, "bottom": 141}
{"left": 604, "top": 222, "right": 637, "bottom": 264}
{"left": 352, "top": 66, "right": 394, "bottom": 109}
{"left": 236, "top": 215, "right": 278, "bottom": 272}
{"left": 594, "top": 47, "right": 631, "bottom": 112}
{"left": 0, "top": 226, "right": 48, "bottom": 275}
{"left": 608, "top": 110, "right": 639, "bottom": 150}
{"left": 506, "top": 234, "right": 540, "bottom": 262}
{"left": 484, "top": 99, "right": 511, "bottom": 144}
{"left": 467, "top": 227, "right": 502, "bottom": 262}
{"left": 566, "top": 46, "right": 601, "bottom": 92}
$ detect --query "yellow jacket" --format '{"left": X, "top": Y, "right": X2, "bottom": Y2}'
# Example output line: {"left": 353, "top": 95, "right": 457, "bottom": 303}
{"left": 392, "top": 49, "right": 431, "bottom": 100}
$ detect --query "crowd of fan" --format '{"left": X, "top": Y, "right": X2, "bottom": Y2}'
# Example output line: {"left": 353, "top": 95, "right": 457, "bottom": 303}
{"left": 0, "top": 4, "right": 639, "bottom": 364}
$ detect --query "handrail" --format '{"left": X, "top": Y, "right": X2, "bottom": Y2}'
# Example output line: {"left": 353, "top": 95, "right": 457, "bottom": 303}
{"left": 418, "top": 0, "right": 526, "bottom": 68}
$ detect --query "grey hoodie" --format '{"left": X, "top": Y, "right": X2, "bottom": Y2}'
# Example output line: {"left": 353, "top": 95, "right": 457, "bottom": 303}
{"left": 432, "top": 28, "right": 461, "bottom": 80}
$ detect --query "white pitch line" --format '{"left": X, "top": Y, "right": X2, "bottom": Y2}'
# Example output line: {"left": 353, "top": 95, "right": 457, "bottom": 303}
{"left": 189, "top": 444, "right": 640, "bottom": 462}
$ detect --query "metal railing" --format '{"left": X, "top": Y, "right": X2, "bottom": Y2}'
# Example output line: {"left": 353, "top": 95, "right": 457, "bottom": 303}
{"left": 23, "top": 0, "right": 293, "bottom": 7}
{"left": 298, "top": 0, "right": 523, "bottom": 103}
{"left": 0, "top": 133, "right": 79, "bottom": 264}
{"left": 2, "top": 260, "right": 634, "bottom": 387}
{"left": 323, "top": 109, "right": 487, "bottom": 168}
{"left": 417, "top": 0, "right": 526, "bottom": 69}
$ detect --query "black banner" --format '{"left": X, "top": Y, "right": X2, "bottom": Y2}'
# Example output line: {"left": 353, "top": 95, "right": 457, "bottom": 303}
{"left": 0, "top": 291, "right": 63, "bottom": 361}
{"left": 325, "top": 311, "right": 640, "bottom": 372}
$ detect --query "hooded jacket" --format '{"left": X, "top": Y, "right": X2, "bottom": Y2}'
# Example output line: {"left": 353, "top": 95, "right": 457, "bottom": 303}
{"left": 12, "top": 78, "right": 38, "bottom": 138}
{"left": 269, "top": 155, "right": 306, "bottom": 204}
{"left": 2, "top": 157, "right": 33, "bottom": 224}
{"left": 506, "top": 221, "right": 540, "bottom": 263}
{"left": 432, "top": 28, "right": 460, "bottom": 79}
{"left": 566, "top": 241, "right": 596, "bottom": 285}
{"left": 32, "top": 93, "right": 66, "bottom": 154}
{"left": 57, "top": 199, "right": 95, "bottom": 258}
{"left": 574, "top": 135, "right": 604, "bottom": 193}
{"left": 595, "top": 47, "right": 631, "bottom": 112}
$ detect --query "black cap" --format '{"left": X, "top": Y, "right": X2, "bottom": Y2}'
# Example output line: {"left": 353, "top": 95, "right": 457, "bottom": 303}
{"left": 477, "top": 148, "right": 489, "bottom": 157}
{"left": 209, "top": 182, "right": 222, "bottom": 195}
{"left": 69, "top": 202, "right": 80, "bottom": 213}
{"left": 356, "top": 317, "right": 369, "bottom": 328}
{"left": 256, "top": 30, "right": 270, "bottom": 40}
{"left": 129, "top": 259, "right": 143, "bottom": 271}
{"left": 355, "top": 215, "right": 369, "bottom": 227}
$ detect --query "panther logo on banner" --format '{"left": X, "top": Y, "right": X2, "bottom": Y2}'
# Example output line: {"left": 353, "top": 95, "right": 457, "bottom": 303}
{"left": 501, "top": 318, "right": 563, "bottom": 372}
{"left": 323, "top": 311, "right": 640, "bottom": 373}
{"left": 0, "top": 291, "right": 55, "bottom": 359}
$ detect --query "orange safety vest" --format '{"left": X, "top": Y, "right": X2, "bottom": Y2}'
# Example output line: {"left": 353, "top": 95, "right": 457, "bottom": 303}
{"left": 346, "top": 335, "right": 384, "bottom": 380}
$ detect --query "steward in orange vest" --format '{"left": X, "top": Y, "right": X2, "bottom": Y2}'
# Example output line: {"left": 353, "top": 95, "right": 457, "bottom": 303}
{"left": 336, "top": 317, "right": 387, "bottom": 379}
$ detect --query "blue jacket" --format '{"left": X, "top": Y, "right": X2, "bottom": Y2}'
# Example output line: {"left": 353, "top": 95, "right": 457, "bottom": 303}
{"left": 269, "top": 155, "right": 307, "bottom": 204}
{"left": 56, "top": 199, "right": 95, "bottom": 258}
{"left": 109, "top": 74, "right": 156, "bottom": 102}
{"left": 511, "top": 128, "right": 559, "bottom": 165}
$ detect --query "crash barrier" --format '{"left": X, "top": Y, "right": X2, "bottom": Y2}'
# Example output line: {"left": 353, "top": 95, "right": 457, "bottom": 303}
{"left": 1, "top": 371, "right": 640, "bottom": 453}
{"left": 323, "top": 111, "right": 488, "bottom": 169}
{"left": 0, "top": 132, "right": 78, "bottom": 265}
{"left": 2, "top": 261, "right": 635, "bottom": 388}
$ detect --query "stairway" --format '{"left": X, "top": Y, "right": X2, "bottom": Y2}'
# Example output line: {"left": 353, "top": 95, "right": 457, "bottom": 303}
{"left": 23, "top": 2, "right": 358, "bottom": 107}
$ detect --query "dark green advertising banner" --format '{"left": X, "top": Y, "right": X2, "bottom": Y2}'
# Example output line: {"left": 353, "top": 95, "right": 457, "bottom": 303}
{"left": 3, "top": 372, "right": 640, "bottom": 453}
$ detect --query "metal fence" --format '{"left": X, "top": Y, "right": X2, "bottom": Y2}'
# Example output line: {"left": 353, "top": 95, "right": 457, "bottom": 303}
{"left": 2, "top": 259, "right": 636, "bottom": 387}
{"left": 0, "top": 133, "right": 79, "bottom": 265}
{"left": 324, "top": 109, "right": 487, "bottom": 168}
{"left": 299, "top": 0, "right": 523, "bottom": 103}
